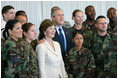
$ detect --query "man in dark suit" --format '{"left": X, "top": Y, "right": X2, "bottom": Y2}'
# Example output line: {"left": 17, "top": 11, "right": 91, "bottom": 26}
{"left": 51, "top": 6, "right": 73, "bottom": 59}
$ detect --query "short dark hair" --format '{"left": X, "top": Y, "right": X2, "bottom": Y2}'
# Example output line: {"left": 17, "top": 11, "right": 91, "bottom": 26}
{"left": 15, "top": 10, "right": 27, "bottom": 17}
{"left": 2, "top": 5, "right": 14, "bottom": 16}
{"left": 85, "top": 5, "right": 94, "bottom": 12}
{"left": 107, "top": 7, "right": 116, "bottom": 15}
{"left": 73, "top": 31, "right": 83, "bottom": 38}
{"left": 39, "top": 19, "right": 54, "bottom": 40}
{"left": 72, "top": 9, "right": 83, "bottom": 17}
{"left": 95, "top": 15, "right": 106, "bottom": 23}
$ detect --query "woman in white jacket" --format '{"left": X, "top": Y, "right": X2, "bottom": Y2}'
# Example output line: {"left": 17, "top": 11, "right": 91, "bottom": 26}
{"left": 36, "top": 19, "right": 67, "bottom": 78}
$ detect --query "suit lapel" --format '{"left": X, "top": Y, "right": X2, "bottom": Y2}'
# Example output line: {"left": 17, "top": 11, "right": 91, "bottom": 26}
{"left": 62, "top": 27, "right": 69, "bottom": 48}
{"left": 62, "top": 27, "right": 69, "bottom": 40}
{"left": 53, "top": 31, "right": 61, "bottom": 42}
{"left": 44, "top": 40, "right": 58, "bottom": 56}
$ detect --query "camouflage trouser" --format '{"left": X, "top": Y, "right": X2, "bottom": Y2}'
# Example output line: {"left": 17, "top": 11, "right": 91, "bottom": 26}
{"left": 94, "top": 69, "right": 116, "bottom": 78}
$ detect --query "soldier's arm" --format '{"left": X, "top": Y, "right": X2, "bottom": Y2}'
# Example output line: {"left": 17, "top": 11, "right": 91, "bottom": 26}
{"left": 64, "top": 52, "right": 73, "bottom": 78}
{"left": 4, "top": 50, "right": 20, "bottom": 78}
{"left": 85, "top": 52, "right": 96, "bottom": 78}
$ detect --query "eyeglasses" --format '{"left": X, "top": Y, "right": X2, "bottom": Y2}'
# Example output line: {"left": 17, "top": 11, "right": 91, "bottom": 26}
{"left": 97, "top": 22, "right": 107, "bottom": 25}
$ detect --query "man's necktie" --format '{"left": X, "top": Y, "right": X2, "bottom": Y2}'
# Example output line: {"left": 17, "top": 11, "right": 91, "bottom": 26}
{"left": 59, "top": 28, "right": 65, "bottom": 52}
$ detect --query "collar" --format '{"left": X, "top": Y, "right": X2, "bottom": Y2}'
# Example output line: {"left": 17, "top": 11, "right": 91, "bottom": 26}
{"left": 56, "top": 25, "right": 63, "bottom": 30}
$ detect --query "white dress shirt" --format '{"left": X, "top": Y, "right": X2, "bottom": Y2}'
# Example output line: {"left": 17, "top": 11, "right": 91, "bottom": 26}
{"left": 1, "top": 20, "right": 7, "bottom": 39}
{"left": 56, "top": 26, "right": 67, "bottom": 51}
{"left": 1, "top": 20, "right": 6, "bottom": 29}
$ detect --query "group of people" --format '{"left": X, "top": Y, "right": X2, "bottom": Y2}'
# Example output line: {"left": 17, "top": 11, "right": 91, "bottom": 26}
{"left": 1, "top": 4, "right": 117, "bottom": 78}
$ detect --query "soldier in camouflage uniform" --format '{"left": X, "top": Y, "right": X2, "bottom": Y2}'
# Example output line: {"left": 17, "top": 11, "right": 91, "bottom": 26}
{"left": 82, "top": 5, "right": 96, "bottom": 33}
{"left": 70, "top": 9, "right": 93, "bottom": 49}
{"left": 65, "top": 32, "right": 95, "bottom": 78}
{"left": 107, "top": 8, "right": 117, "bottom": 66}
{"left": 107, "top": 7, "right": 117, "bottom": 37}
{"left": 89, "top": 16, "right": 117, "bottom": 78}
{"left": 1, "top": 20, "right": 29, "bottom": 78}
{"left": 19, "top": 23, "right": 40, "bottom": 77}
{"left": 69, "top": 9, "right": 85, "bottom": 35}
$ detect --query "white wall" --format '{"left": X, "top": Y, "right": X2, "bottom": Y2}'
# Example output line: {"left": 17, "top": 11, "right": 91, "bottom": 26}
{"left": 1, "top": 1, "right": 117, "bottom": 38}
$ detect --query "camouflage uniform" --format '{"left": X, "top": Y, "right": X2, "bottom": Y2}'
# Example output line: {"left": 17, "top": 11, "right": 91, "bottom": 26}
{"left": 107, "top": 24, "right": 117, "bottom": 37}
{"left": 1, "top": 39, "right": 6, "bottom": 78}
{"left": 69, "top": 25, "right": 93, "bottom": 49}
{"left": 82, "top": 20, "right": 96, "bottom": 32}
{"left": 69, "top": 25, "right": 85, "bottom": 35}
{"left": 89, "top": 32, "right": 117, "bottom": 78}
{"left": 1, "top": 37, "right": 29, "bottom": 78}
{"left": 82, "top": 21, "right": 97, "bottom": 48}
{"left": 19, "top": 39, "right": 40, "bottom": 78}
{"left": 31, "top": 39, "right": 38, "bottom": 50}
{"left": 65, "top": 46, "right": 95, "bottom": 78}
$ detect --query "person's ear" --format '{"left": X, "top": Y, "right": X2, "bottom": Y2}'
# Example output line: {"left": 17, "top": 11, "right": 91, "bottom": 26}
{"left": 95, "top": 23, "right": 97, "bottom": 28}
{"left": 44, "top": 31, "right": 46, "bottom": 36}
{"left": 72, "top": 16, "right": 74, "bottom": 20}
{"left": 3, "top": 13, "right": 6, "bottom": 18}
{"left": 8, "top": 29, "right": 12, "bottom": 35}
{"left": 107, "top": 14, "right": 109, "bottom": 18}
{"left": 51, "top": 16, "right": 55, "bottom": 21}
{"left": 23, "top": 32, "right": 27, "bottom": 37}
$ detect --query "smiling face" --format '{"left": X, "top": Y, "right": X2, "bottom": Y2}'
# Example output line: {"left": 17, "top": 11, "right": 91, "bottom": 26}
{"left": 73, "top": 11, "right": 84, "bottom": 25}
{"left": 73, "top": 33, "right": 84, "bottom": 47}
{"left": 107, "top": 8, "right": 117, "bottom": 22}
{"left": 52, "top": 9, "right": 64, "bottom": 26}
{"left": 95, "top": 18, "right": 107, "bottom": 32}
{"left": 44, "top": 25, "right": 56, "bottom": 39}
{"left": 9, "top": 22, "right": 23, "bottom": 41}
{"left": 86, "top": 6, "right": 96, "bottom": 20}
